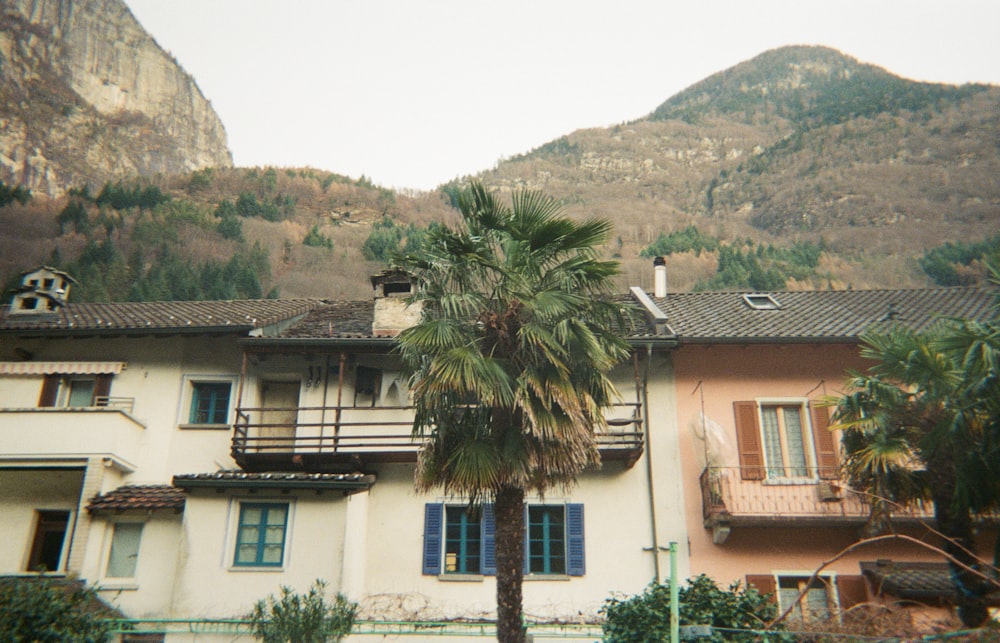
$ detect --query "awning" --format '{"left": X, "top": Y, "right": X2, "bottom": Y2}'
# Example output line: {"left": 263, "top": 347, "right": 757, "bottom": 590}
{"left": 0, "top": 361, "right": 126, "bottom": 375}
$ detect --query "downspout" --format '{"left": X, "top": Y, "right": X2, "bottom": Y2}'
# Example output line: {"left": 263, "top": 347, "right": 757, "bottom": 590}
{"left": 639, "top": 345, "right": 661, "bottom": 582}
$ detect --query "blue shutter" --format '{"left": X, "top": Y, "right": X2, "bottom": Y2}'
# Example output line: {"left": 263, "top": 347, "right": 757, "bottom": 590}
{"left": 422, "top": 503, "right": 443, "bottom": 575}
{"left": 523, "top": 506, "right": 530, "bottom": 575}
{"left": 481, "top": 503, "right": 496, "bottom": 575}
{"left": 566, "top": 503, "right": 585, "bottom": 576}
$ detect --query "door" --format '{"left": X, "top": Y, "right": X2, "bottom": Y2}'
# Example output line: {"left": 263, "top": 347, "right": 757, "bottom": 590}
{"left": 258, "top": 381, "right": 299, "bottom": 451}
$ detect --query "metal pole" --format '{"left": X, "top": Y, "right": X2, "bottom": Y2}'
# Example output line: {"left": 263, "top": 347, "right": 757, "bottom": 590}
{"left": 670, "top": 541, "right": 679, "bottom": 643}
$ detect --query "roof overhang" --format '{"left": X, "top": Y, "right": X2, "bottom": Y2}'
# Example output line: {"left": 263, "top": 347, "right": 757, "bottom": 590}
{"left": 173, "top": 471, "right": 377, "bottom": 492}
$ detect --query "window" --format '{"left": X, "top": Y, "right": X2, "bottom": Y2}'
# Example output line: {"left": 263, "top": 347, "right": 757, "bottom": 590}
{"left": 527, "top": 506, "right": 566, "bottom": 574}
{"left": 748, "top": 573, "right": 868, "bottom": 619}
{"left": 38, "top": 374, "right": 112, "bottom": 408}
{"left": 742, "top": 293, "right": 781, "bottom": 310}
{"left": 443, "top": 506, "right": 485, "bottom": 574}
{"left": 354, "top": 366, "right": 382, "bottom": 407}
{"left": 422, "top": 503, "right": 583, "bottom": 577}
{"left": 734, "top": 400, "right": 837, "bottom": 480}
{"left": 778, "top": 576, "right": 834, "bottom": 621}
{"left": 189, "top": 382, "right": 232, "bottom": 425}
{"left": 67, "top": 378, "right": 97, "bottom": 408}
{"left": 234, "top": 503, "right": 288, "bottom": 567}
{"left": 760, "top": 404, "right": 809, "bottom": 478}
{"left": 106, "top": 523, "right": 143, "bottom": 578}
{"left": 179, "top": 376, "right": 237, "bottom": 428}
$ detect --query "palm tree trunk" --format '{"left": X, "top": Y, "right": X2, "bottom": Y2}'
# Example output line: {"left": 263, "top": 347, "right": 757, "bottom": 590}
{"left": 495, "top": 484, "right": 526, "bottom": 643}
{"left": 928, "top": 450, "right": 989, "bottom": 627}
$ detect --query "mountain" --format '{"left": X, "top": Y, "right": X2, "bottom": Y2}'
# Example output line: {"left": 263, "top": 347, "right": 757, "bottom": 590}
{"left": 472, "top": 46, "right": 1000, "bottom": 292}
{"left": 0, "top": 0, "right": 231, "bottom": 198}
{"left": 0, "top": 45, "right": 997, "bottom": 301}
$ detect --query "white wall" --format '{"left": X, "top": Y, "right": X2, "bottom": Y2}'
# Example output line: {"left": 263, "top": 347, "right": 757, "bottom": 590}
{"left": 169, "top": 490, "right": 349, "bottom": 619}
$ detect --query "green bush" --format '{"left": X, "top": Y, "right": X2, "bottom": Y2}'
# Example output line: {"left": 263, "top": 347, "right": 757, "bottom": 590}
{"left": 0, "top": 181, "right": 31, "bottom": 207}
{"left": 249, "top": 580, "right": 356, "bottom": 643}
{"left": 601, "top": 574, "right": 783, "bottom": 643}
{"left": 640, "top": 225, "right": 720, "bottom": 258}
{"left": 0, "top": 576, "right": 114, "bottom": 642}
{"left": 303, "top": 224, "right": 333, "bottom": 249}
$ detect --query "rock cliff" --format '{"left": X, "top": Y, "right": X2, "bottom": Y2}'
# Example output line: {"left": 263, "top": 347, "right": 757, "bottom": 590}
{"left": 0, "top": 0, "right": 232, "bottom": 197}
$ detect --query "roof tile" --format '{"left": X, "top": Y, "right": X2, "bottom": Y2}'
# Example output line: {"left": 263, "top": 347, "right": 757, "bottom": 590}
{"left": 87, "top": 484, "right": 185, "bottom": 513}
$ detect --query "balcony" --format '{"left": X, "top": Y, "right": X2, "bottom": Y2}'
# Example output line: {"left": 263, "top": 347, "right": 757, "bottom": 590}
{"left": 0, "top": 401, "right": 144, "bottom": 469}
{"left": 699, "top": 466, "right": 936, "bottom": 544}
{"left": 231, "top": 403, "right": 643, "bottom": 472}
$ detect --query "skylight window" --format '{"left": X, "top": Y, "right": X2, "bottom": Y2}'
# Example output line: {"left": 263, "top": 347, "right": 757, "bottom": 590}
{"left": 743, "top": 294, "right": 781, "bottom": 310}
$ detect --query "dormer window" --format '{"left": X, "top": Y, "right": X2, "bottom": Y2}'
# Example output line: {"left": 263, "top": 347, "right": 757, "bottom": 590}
{"left": 19, "top": 297, "right": 39, "bottom": 311}
{"left": 743, "top": 294, "right": 781, "bottom": 310}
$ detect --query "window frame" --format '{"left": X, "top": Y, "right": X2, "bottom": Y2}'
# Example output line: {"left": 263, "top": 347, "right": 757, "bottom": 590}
{"left": 757, "top": 399, "right": 815, "bottom": 480}
{"left": 104, "top": 521, "right": 145, "bottom": 580}
{"left": 443, "top": 506, "right": 485, "bottom": 575}
{"left": 179, "top": 375, "right": 237, "bottom": 429}
{"left": 232, "top": 502, "right": 290, "bottom": 568}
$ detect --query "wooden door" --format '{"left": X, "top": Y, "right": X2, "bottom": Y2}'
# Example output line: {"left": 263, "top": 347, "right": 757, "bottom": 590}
{"left": 258, "top": 381, "right": 299, "bottom": 451}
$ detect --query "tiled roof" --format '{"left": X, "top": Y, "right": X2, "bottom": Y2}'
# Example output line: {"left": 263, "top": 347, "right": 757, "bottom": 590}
{"left": 0, "top": 299, "right": 322, "bottom": 335}
{"left": 262, "top": 287, "right": 996, "bottom": 344}
{"left": 652, "top": 287, "right": 997, "bottom": 342}
{"left": 87, "top": 485, "right": 186, "bottom": 513}
{"left": 173, "top": 470, "right": 376, "bottom": 490}
{"left": 860, "top": 561, "right": 957, "bottom": 600}
{"left": 278, "top": 300, "right": 376, "bottom": 338}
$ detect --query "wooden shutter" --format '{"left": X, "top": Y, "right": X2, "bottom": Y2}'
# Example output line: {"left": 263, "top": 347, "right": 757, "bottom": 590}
{"left": 734, "top": 401, "right": 765, "bottom": 480}
{"left": 836, "top": 574, "right": 869, "bottom": 610}
{"left": 38, "top": 374, "right": 59, "bottom": 407}
{"left": 566, "top": 504, "right": 585, "bottom": 577}
{"left": 810, "top": 403, "right": 839, "bottom": 479}
{"left": 94, "top": 374, "right": 112, "bottom": 406}
{"left": 422, "top": 503, "right": 443, "bottom": 575}
{"left": 746, "top": 574, "right": 777, "bottom": 603}
{"left": 481, "top": 504, "right": 496, "bottom": 575}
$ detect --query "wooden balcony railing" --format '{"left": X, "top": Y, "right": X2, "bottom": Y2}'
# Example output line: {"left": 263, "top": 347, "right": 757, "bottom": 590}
{"left": 231, "top": 403, "right": 643, "bottom": 472}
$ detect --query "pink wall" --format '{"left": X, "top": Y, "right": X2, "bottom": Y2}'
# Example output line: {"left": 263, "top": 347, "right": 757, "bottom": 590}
{"left": 670, "top": 343, "right": 954, "bottom": 585}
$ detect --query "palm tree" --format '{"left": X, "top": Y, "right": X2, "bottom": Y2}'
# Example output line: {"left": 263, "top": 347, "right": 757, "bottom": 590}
{"left": 832, "top": 314, "right": 1000, "bottom": 627}
{"left": 396, "top": 182, "right": 632, "bottom": 643}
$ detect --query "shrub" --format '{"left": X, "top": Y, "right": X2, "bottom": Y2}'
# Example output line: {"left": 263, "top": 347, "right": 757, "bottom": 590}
{"left": 303, "top": 225, "right": 333, "bottom": 249}
{"left": 0, "top": 576, "right": 114, "bottom": 642}
{"left": 601, "top": 574, "right": 783, "bottom": 643}
{"left": 248, "top": 580, "right": 356, "bottom": 643}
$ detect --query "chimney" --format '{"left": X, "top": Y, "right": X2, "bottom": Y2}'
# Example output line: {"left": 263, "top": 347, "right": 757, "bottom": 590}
{"left": 370, "top": 269, "right": 422, "bottom": 337}
{"left": 653, "top": 256, "right": 667, "bottom": 298}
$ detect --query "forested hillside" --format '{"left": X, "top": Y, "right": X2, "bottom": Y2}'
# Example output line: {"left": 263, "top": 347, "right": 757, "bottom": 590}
{"left": 1, "top": 46, "right": 997, "bottom": 301}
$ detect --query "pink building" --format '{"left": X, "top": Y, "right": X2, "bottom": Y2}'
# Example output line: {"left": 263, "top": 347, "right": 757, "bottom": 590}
{"left": 636, "top": 282, "right": 999, "bottom": 628}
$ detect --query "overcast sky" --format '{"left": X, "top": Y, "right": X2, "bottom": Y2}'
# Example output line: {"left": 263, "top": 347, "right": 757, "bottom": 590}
{"left": 125, "top": 0, "right": 1000, "bottom": 192}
